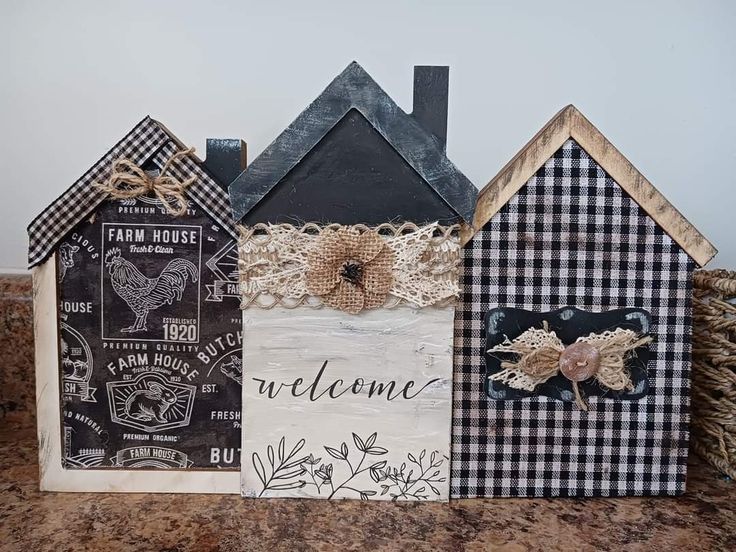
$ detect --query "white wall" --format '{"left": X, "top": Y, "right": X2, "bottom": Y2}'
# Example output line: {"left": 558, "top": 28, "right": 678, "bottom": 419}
{"left": 2, "top": 0, "right": 734, "bottom": 271}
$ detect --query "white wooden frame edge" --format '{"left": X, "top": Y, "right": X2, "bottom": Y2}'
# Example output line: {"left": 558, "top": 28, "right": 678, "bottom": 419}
{"left": 33, "top": 255, "right": 240, "bottom": 493}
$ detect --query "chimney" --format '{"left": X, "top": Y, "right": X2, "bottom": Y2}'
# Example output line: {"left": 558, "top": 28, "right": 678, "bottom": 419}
{"left": 411, "top": 66, "right": 449, "bottom": 150}
{"left": 203, "top": 138, "right": 247, "bottom": 190}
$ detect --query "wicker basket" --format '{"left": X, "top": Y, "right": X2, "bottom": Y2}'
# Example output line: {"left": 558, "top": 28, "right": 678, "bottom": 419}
{"left": 692, "top": 269, "right": 736, "bottom": 479}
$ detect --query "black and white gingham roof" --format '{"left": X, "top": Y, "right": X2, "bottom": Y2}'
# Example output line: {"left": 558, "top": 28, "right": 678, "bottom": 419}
{"left": 27, "top": 117, "right": 236, "bottom": 268}
{"left": 453, "top": 140, "right": 694, "bottom": 497}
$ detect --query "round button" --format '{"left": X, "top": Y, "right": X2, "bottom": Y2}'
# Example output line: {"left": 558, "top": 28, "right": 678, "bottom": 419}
{"left": 559, "top": 342, "right": 601, "bottom": 382}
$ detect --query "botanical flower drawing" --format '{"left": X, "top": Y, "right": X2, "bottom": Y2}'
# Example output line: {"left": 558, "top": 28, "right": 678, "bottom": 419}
{"left": 250, "top": 433, "right": 447, "bottom": 501}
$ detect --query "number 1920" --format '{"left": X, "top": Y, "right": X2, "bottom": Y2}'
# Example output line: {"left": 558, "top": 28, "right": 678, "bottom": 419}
{"left": 163, "top": 323, "right": 197, "bottom": 342}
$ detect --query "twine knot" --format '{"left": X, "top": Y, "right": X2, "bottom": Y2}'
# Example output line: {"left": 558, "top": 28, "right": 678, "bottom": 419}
{"left": 487, "top": 322, "right": 652, "bottom": 410}
{"left": 94, "top": 148, "right": 196, "bottom": 216}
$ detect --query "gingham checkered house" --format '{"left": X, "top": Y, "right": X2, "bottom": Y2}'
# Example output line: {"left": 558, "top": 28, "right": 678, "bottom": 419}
{"left": 453, "top": 105, "right": 717, "bottom": 498}
{"left": 28, "top": 117, "right": 248, "bottom": 493}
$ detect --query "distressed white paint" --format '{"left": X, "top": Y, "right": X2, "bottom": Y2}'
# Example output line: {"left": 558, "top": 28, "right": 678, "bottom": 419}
{"left": 33, "top": 256, "right": 240, "bottom": 493}
{"left": 241, "top": 306, "right": 453, "bottom": 501}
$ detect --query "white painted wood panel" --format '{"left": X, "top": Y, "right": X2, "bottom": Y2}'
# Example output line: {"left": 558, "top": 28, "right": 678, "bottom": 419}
{"left": 241, "top": 306, "right": 453, "bottom": 501}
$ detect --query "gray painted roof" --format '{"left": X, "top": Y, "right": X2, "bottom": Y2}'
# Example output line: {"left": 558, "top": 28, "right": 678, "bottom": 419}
{"left": 229, "top": 62, "right": 476, "bottom": 224}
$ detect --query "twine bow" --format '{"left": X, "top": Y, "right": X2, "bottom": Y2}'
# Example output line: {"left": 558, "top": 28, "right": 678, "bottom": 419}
{"left": 94, "top": 148, "right": 195, "bottom": 216}
{"left": 487, "top": 323, "right": 652, "bottom": 410}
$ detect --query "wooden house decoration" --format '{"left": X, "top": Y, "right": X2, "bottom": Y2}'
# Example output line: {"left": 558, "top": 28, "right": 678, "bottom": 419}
{"left": 230, "top": 62, "right": 477, "bottom": 501}
{"left": 29, "top": 117, "right": 248, "bottom": 493}
{"left": 453, "top": 105, "right": 717, "bottom": 498}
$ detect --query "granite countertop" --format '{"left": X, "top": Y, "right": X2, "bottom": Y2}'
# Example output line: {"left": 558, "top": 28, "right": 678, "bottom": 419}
{"left": 1, "top": 275, "right": 735, "bottom": 551}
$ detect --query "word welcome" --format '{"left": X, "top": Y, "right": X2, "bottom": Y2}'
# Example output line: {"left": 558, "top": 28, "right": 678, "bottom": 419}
{"left": 252, "top": 361, "right": 440, "bottom": 402}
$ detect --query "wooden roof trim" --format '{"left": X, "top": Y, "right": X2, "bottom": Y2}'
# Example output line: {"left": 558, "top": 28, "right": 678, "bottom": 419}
{"left": 568, "top": 109, "right": 716, "bottom": 266}
{"left": 465, "top": 105, "right": 717, "bottom": 267}
{"left": 461, "top": 106, "right": 572, "bottom": 244}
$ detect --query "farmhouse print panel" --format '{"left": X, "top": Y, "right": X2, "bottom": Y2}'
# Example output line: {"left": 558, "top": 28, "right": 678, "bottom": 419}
{"left": 30, "top": 117, "right": 247, "bottom": 491}
{"left": 58, "top": 198, "right": 243, "bottom": 470}
{"left": 241, "top": 307, "right": 453, "bottom": 501}
{"left": 453, "top": 110, "right": 716, "bottom": 498}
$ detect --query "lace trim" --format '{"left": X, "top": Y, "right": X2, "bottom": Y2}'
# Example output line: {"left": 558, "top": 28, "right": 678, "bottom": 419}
{"left": 237, "top": 222, "right": 460, "bottom": 311}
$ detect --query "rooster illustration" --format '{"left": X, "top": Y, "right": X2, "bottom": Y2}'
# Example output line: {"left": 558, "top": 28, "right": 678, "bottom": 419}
{"left": 105, "top": 248, "right": 198, "bottom": 333}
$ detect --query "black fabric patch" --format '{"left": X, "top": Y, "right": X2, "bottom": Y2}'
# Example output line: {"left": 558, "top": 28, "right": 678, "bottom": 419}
{"left": 484, "top": 307, "right": 651, "bottom": 403}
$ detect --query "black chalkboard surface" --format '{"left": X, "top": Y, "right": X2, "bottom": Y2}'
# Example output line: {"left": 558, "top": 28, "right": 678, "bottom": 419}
{"left": 57, "top": 197, "right": 243, "bottom": 470}
{"left": 484, "top": 307, "right": 652, "bottom": 405}
{"left": 230, "top": 63, "right": 477, "bottom": 227}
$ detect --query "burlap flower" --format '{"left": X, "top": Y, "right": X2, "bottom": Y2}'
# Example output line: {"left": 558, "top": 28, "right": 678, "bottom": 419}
{"left": 305, "top": 227, "right": 395, "bottom": 314}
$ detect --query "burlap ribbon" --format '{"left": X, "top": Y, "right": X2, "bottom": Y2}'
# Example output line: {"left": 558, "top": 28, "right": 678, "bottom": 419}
{"left": 237, "top": 222, "right": 460, "bottom": 312}
{"left": 487, "top": 323, "right": 652, "bottom": 410}
{"left": 94, "top": 148, "right": 195, "bottom": 216}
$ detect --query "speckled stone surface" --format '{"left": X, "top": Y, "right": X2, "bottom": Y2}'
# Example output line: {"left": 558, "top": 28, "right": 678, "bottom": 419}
{"left": 1, "top": 274, "right": 735, "bottom": 551}
{"left": 0, "top": 275, "right": 35, "bottom": 426}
